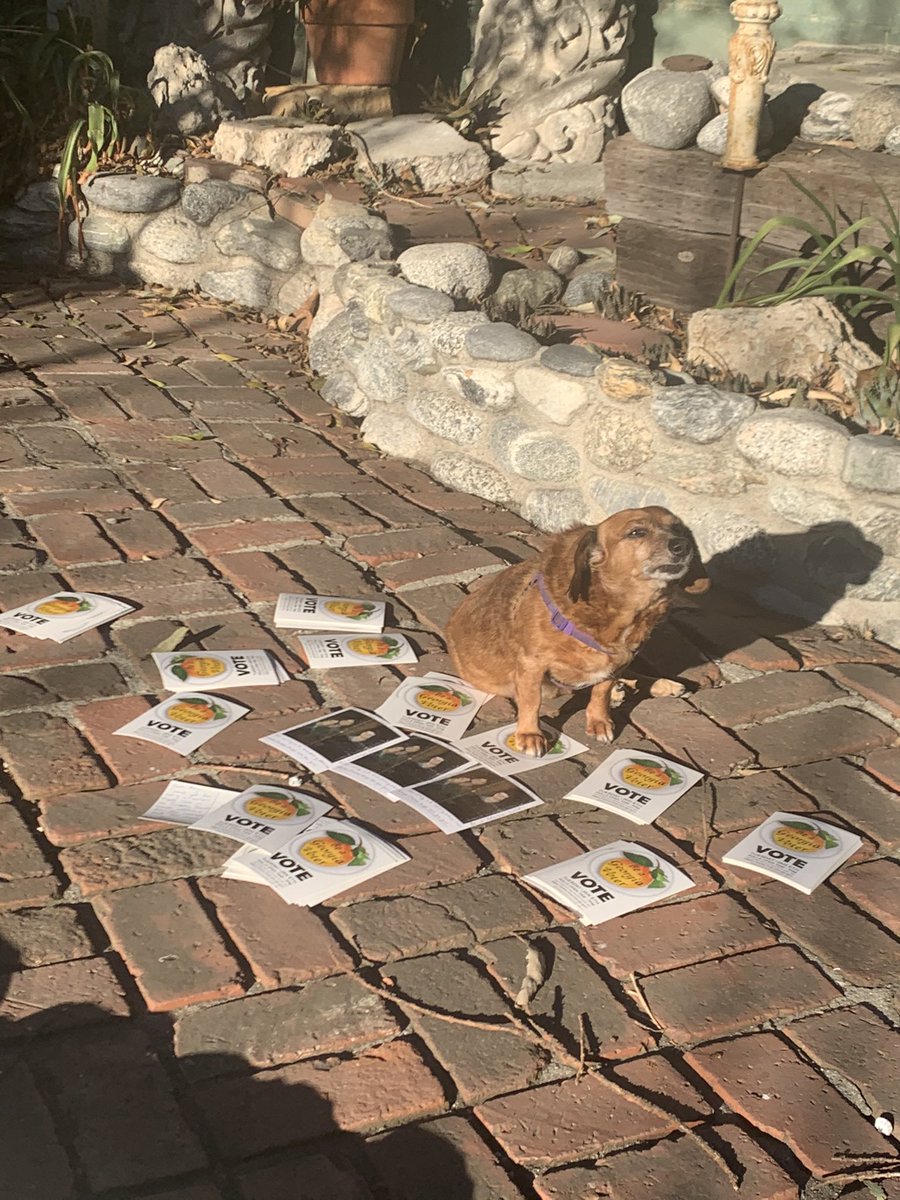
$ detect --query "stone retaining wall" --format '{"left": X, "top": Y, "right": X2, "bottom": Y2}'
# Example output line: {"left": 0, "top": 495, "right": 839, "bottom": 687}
{"left": 3, "top": 172, "right": 898, "bottom": 645}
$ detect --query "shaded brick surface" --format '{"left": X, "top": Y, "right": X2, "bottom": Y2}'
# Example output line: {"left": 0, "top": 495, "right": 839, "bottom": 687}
{"left": 739, "top": 706, "right": 897, "bottom": 767}
{"left": 0, "top": 1060, "right": 75, "bottom": 1200}
{"left": 784, "top": 757, "right": 900, "bottom": 848}
{"left": 629, "top": 697, "right": 754, "bottom": 776}
{"left": 0, "top": 955, "right": 130, "bottom": 1035}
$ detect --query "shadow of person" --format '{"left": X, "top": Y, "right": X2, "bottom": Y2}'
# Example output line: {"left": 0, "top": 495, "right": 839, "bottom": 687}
{"left": 0, "top": 932, "right": 477, "bottom": 1200}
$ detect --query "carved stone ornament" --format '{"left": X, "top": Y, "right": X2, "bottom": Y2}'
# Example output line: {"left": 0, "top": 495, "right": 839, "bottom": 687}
{"left": 466, "top": 0, "right": 635, "bottom": 165}
{"left": 723, "top": 0, "right": 781, "bottom": 170}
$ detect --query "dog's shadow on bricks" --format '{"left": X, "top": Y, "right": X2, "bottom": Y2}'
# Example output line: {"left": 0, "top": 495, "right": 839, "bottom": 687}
{"left": 0, "top": 935, "right": 478, "bottom": 1199}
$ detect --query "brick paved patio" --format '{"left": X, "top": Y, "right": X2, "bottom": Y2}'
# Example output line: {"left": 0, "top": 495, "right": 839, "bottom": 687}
{"left": 0, "top": 276, "right": 898, "bottom": 1200}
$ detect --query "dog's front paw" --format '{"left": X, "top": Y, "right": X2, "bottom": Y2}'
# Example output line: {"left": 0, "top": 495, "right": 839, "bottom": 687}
{"left": 586, "top": 714, "right": 615, "bottom": 743}
{"left": 514, "top": 730, "right": 549, "bottom": 757}
{"left": 650, "top": 678, "right": 687, "bottom": 698}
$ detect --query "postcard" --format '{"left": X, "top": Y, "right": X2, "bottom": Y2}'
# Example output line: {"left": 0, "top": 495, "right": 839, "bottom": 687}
{"left": 192, "top": 783, "right": 330, "bottom": 851}
{"left": 398, "top": 766, "right": 542, "bottom": 833}
{"left": 141, "top": 780, "right": 239, "bottom": 826}
{"left": 259, "top": 707, "right": 406, "bottom": 773}
{"left": 113, "top": 692, "right": 249, "bottom": 755}
{"left": 331, "top": 732, "right": 476, "bottom": 799}
{"left": 274, "top": 593, "right": 385, "bottom": 633}
{"left": 0, "top": 591, "right": 134, "bottom": 643}
{"left": 565, "top": 748, "right": 703, "bottom": 824}
{"left": 524, "top": 840, "right": 695, "bottom": 925}
{"left": 457, "top": 723, "right": 587, "bottom": 776}
{"left": 152, "top": 649, "right": 288, "bottom": 691}
{"left": 375, "top": 672, "right": 492, "bottom": 741}
{"left": 297, "top": 631, "right": 417, "bottom": 668}
{"left": 721, "top": 813, "right": 863, "bottom": 893}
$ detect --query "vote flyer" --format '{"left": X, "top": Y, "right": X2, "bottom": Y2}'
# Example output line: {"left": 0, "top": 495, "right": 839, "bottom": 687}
{"left": 524, "top": 840, "right": 694, "bottom": 925}
{"left": 153, "top": 649, "right": 288, "bottom": 691}
{"left": 141, "top": 780, "right": 239, "bottom": 826}
{"left": 297, "top": 631, "right": 417, "bottom": 668}
{"left": 192, "top": 784, "right": 330, "bottom": 851}
{"left": 457, "top": 723, "right": 587, "bottom": 776}
{"left": 113, "top": 693, "right": 249, "bottom": 755}
{"left": 721, "top": 813, "right": 862, "bottom": 893}
{"left": 0, "top": 591, "right": 134, "bottom": 642}
{"left": 565, "top": 748, "right": 703, "bottom": 824}
{"left": 376, "top": 672, "right": 493, "bottom": 741}
{"left": 274, "top": 593, "right": 386, "bottom": 633}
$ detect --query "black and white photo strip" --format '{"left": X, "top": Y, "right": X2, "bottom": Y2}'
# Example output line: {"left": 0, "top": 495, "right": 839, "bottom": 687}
{"left": 403, "top": 769, "right": 542, "bottom": 833}
{"left": 333, "top": 733, "right": 474, "bottom": 794}
{"left": 260, "top": 708, "right": 405, "bottom": 773}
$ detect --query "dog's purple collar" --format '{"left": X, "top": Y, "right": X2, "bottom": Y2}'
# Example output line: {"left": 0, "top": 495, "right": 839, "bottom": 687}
{"left": 531, "top": 573, "right": 611, "bottom": 654}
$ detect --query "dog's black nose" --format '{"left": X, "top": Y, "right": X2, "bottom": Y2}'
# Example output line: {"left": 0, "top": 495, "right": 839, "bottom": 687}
{"left": 669, "top": 536, "right": 690, "bottom": 556}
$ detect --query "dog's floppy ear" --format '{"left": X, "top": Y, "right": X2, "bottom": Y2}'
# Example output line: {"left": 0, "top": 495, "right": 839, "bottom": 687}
{"left": 680, "top": 531, "right": 710, "bottom": 595}
{"left": 568, "top": 527, "right": 603, "bottom": 604}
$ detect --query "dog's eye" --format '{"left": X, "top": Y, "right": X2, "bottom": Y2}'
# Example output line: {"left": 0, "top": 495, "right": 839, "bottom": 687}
{"left": 626, "top": 527, "right": 647, "bottom": 538}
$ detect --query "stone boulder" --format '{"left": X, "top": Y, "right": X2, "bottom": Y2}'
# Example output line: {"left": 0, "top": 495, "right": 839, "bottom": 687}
{"left": 491, "top": 267, "right": 564, "bottom": 320}
{"left": 300, "top": 197, "right": 393, "bottom": 268}
{"left": 851, "top": 85, "right": 900, "bottom": 151}
{"left": 347, "top": 115, "right": 489, "bottom": 192}
{"left": 83, "top": 174, "right": 180, "bottom": 214}
{"left": 687, "top": 299, "right": 880, "bottom": 395}
{"left": 799, "top": 92, "right": 854, "bottom": 143}
{"left": 696, "top": 109, "right": 773, "bottom": 156}
{"left": 212, "top": 117, "right": 339, "bottom": 178}
{"left": 621, "top": 68, "right": 715, "bottom": 150}
{"left": 397, "top": 243, "right": 491, "bottom": 303}
{"left": 885, "top": 126, "right": 900, "bottom": 156}
{"left": 148, "top": 44, "right": 241, "bottom": 136}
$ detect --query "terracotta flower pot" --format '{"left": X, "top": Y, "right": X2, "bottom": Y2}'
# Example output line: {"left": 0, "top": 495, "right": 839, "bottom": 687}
{"left": 302, "top": 0, "right": 415, "bottom": 87}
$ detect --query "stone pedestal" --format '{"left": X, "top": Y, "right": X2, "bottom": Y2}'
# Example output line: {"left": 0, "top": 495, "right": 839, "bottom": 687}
{"left": 264, "top": 83, "right": 396, "bottom": 123}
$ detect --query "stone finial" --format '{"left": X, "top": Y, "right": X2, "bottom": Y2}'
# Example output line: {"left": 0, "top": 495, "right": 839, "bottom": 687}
{"left": 723, "top": 0, "right": 781, "bottom": 171}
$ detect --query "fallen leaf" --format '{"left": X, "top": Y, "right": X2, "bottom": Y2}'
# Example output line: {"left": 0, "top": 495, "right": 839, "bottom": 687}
{"left": 514, "top": 943, "right": 546, "bottom": 1010}
{"left": 149, "top": 625, "right": 190, "bottom": 655}
{"left": 149, "top": 497, "right": 168, "bottom": 510}
{"left": 164, "top": 432, "right": 213, "bottom": 443}
{"left": 215, "top": 352, "right": 241, "bottom": 362}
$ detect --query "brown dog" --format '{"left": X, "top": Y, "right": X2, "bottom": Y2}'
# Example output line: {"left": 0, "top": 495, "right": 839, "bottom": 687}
{"left": 445, "top": 507, "right": 708, "bottom": 755}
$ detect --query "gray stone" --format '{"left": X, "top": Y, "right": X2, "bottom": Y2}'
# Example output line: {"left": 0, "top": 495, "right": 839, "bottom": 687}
{"left": 514, "top": 365, "right": 590, "bottom": 424}
{"left": 362, "top": 409, "right": 431, "bottom": 461}
{"left": 308, "top": 308, "right": 354, "bottom": 375}
{"left": 130, "top": 251, "right": 197, "bottom": 290}
{"left": 768, "top": 485, "right": 850, "bottom": 527}
{"left": 443, "top": 367, "right": 516, "bottom": 410}
{"left": 148, "top": 44, "right": 241, "bottom": 136}
{"left": 846, "top": 558, "right": 900, "bottom": 602}
{"left": 300, "top": 197, "right": 393, "bottom": 269}
{"left": 735, "top": 410, "right": 850, "bottom": 477}
{"left": 547, "top": 246, "right": 583, "bottom": 276}
{"left": 136, "top": 213, "right": 205, "bottom": 263}
{"left": 621, "top": 68, "right": 716, "bottom": 150}
{"left": 851, "top": 85, "right": 900, "bottom": 151}
{"left": 804, "top": 525, "right": 884, "bottom": 593}
{"left": 885, "top": 125, "right": 900, "bottom": 155}
{"left": 599, "top": 359, "right": 655, "bottom": 402}
{"left": 427, "top": 312, "right": 490, "bottom": 356}
{"left": 0, "top": 202, "right": 61, "bottom": 237}
{"left": 843, "top": 435, "right": 900, "bottom": 494}
{"left": 650, "top": 384, "right": 755, "bottom": 444}
{"left": 687, "top": 299, "right": 879, "bottom": 394}
{"left": 694, "top": 514, "right": 774, "bottom": 575}
{"left": 586, "top": 405, "right": 654, "bottom": 471}
{"left": 540, "top": 344, "right": 601, "bottom": 377}
{"left": 214, "top": 215, "right": 300, "bottom": 270}
{"left": 64, "top": 247, "right": 116, "bottom": 278}
{"left": 68, "top": 214, "right": 130, "bottom": 254}
{"left": 348, "top": 115, "right": 490, "bottom": 193}
{"left": 857, "top": 501, "right": 900, "bottom": 558}
{"left": 562, "top": 261, "right": 615, "bottom": 310}
{"left": 590, "top": 476, "right": 676, "bottom": 515}
{"left": 332, "top": 259, "right": 399, "bottom": 305}
{"left": 696, "top": 108, "right": 773, "bottom": 155}
{"left": 275, "top": 268, "right": 317, "bottom": 316}
{"left": 83, "top": 173, "right": 180, "bottom": 214}
{"left": 409, "top": 391, "right": 484, "bottom": 444}
{"left": 502, "top": 429, "right": 581, "bottom": 483}
{"left": 398, "top": 243, "right": 491, "bottom": 302}
{"left": 320, "top": 373, "right": 368, "bottom": 418}
{"left": 346, "top": 337, "right": 406, "bottom": 404}
{"left": 12, "top": 181, "right": 57, "bottom": 212}
{"left": 663, "top": 451, "right": 757, "bottom": 496}
{"left": 344, "top": 298, "right": 371, "bottom": 341}
{"left": 491, "top": 268, "right": 563, "bottom": 320}
{"left": 199, "top": 265, "right": 271, "bottom": 309}
{"left": 212, "top": 117, "right": 338, "bottom": 176}
{"left": 431, "top": 453, "right": 512, "bottom": 505}
{"left": 384, "top": 284, "right": 455, "bottom": 323}
{"left": 181, "top": 181, "right": 243, "bottom": 225}
{"left": 491, "top": 163, "right": 605, "bottom": 205}
{"left": 465, "top": 323, "right": 538, "bottom": 362}
{"left": 522, "top": 488, "right": 589, "bottom": 533}
{"left": 390, "top": 328, "right": 439, "bottom": 373}
{"left": 799, "top": 91, "right": 854, "bottom": 143}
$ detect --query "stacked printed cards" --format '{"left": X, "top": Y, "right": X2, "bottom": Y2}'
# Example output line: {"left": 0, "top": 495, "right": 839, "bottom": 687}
{"left": 376, "top": 673, "right": 492, "bottom": 741}
{"left": 458, "top": 723, "right": 586, "bottom": 776}
{"left": 275, "top": 593, "right": 386, "bottom": 633}
{"left": 193, "top": 784, "right": 331, "bottom": 852}
{"left": 114, "top": 693, "right": 249, "bottom": 755}
{"left": 260, "top": 708, "right": 406, "bottom": 773}
{"left": 565, "top": 748, "right": 703, "bottom": 824}
{"left": 152, "top": 649, "right": 288, "bottom": 691}
{"left": 141, "top": 780, "right": 239, "bottom": 825}
{"left": 722, "top": 813, "right": 862, "bottom": 893}
{"left": 297, "top": 631, "right": 417, "bottom": 668}
{"left": 0, "top": 592, "right": 134, "bottom": 642}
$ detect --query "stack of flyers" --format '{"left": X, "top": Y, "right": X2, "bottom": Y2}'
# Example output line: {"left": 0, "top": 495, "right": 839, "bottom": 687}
{"left": 260, "top": 708, "right": 406, "bottom": 773}
{"left": 297, "top": 631, "right": 417, "bottom": 669}
{"left": 221, "top": 816, "right": 409, "bottom": 906}
{"left": 153, "top": 649, "right": 288, "bottom": 691}
{"left": 192, "top": 784, "right": 330, "bottom": 851}
{"left": 565, "top": 749, "right": 703, "bottom": 824}
{"left": 0, "top": 591, "right": 134, "bottom": 642}
{"left": 114, "top": 693, "right": 249, "bottom": 755}
{"left": 275, "top": 593, "right": 385, "bottom": 633}
{"left": 376, "top": 673, "right": 493, "bottom": 741}
{"left": 457, "top": 723, "right": 586, "bottom": 776}
{"left": 332, "top": 732, "right": 477, "bottom": 799}
{"left": 398, "top": 766, "right": 542, "bottom": 833}
{"left": 722, "top": 813, "right": 862, "bottom": 893}
{"left": 142, "top": 780, "right": 239, "bottom": 826}
{"left": 524, "top": 840, "right": 694, "bottom": 925}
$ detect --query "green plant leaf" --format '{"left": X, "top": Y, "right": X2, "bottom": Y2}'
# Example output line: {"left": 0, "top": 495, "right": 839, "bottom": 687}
{"left": 624, "top": 852, "right": 654, "bottom": 868}
{"left": 780, "top": 820, "right": 816, "bottom": 831}
{"left": 171, "top": 666, "right": 189, "bottom": 682}
{"left": 326, "top": 830, "right": 357, "bottom": 845}
{"left": 648, "top": 868, "right": 667, "bottom": 888}
{"left": 822, "top": 832, "right": 840, "bottom": 849}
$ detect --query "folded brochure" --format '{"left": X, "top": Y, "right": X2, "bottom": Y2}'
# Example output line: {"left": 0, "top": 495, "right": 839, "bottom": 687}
{"left": 192, "top": 783, "right": 330, "bottom": 851}
{"left": 331, "top": 732, "right": 477, "bottom": 799}
{"left": 259, "top": 707, "right": 406, "bottom": 773}
{"left": 565, "top": 748, "right": 703, "bottom": 824}
{"left": 524, "top": 840, "right": 694, "bottom": 925}
{"left": 457, "top": 722, "right": 586, "bottom": 776}
{"left": 275, "top": 593, "right": 385, "bottom": 633}
{"left": 153, "top": 649, "right": 288, "bottom": 691}
{"left": 297, "top": 631, "right": 417, "bottom": 668}
{"left": 224, "top": 816, "right": 409, "bottom": 906}
{"left": 0, "top": 591, "right": 134, "bottom": 642}
{"left": 721, "top": 812, "right": 862, "bottom": 893}
{"left": 142, "top": 780, "right": 239, "bottom": 825}
{"left": 375, "top": 672, "right": 492, "bottom": 741}
{"left": 114, "top": 693, "right": 249, "bottom": 755}
{"left": 397, "top": 765, "right": 542, "bottom": 833}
